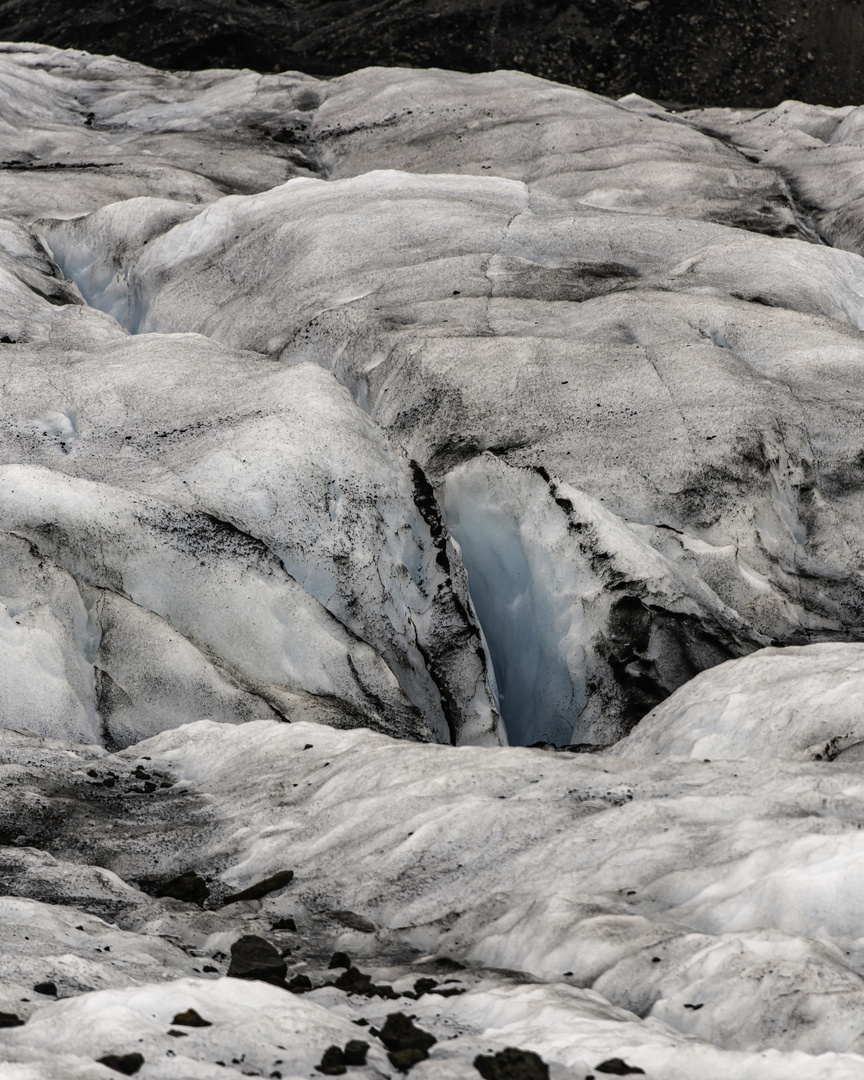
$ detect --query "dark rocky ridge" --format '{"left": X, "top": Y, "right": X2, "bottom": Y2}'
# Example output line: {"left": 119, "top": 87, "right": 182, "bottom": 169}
{"left": 2, "top": 0, "right": 864, "bottom": 108}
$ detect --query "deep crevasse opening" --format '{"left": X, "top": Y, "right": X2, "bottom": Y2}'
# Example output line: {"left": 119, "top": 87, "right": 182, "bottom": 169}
{"left": 49, "top": 241, "right": 133, "bottom": 328}
{"left": 38, "top": 196, "right": 204, "bottom": 334}
{"left": 442, "top": 457, "right": 588, "bottom": 746}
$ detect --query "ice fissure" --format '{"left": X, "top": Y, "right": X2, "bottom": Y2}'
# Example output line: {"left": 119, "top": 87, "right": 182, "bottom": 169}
{"left": 442, "top": 460, "right": 584, "bottom": 746}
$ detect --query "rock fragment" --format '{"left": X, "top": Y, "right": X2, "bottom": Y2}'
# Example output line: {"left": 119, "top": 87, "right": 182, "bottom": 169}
{"left": 332, "top": 966, "right": 398, "bottom": 999}
{"left": 226, "top": 935, "right": 287, "bottom": 986}
{"left": 596, "top": 1060, "right": 646, "bottom": 1076}
{"left": 378, "top": 1012, "right": 436, "bottom": 1070}
{"left": 474, "top": 1048, "right": 550, "bottom": 1080}
{"left": 96, "top": 1053, "right": 144, "bottom": 1075}
{"left": 152, "top": 870, "right": 210, "bottom": 907}
{"left": 332, "top": 910, "right": 376, "bottom": 933}
{"left": 221, "top": 869, "right": 294, "bottom": 905}
{"left": 287, "top": 973, "right": 313, "bottom": 993}
{"left": 344, "top": 1040, "right": 369, "bottom": 1065}
{"left": 316, "top": 1045, "right": 346, "bottom": 1075}
{"left": 171, "top": 1008, "right": 212, "bottom": 1027}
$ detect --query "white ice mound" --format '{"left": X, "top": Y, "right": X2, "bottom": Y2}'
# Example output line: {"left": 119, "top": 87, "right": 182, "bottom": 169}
{"left": 611, "top": 642, "right": 864, "bottom": 761}
{"left": 4, "top": 43, "right": 848, "bottom": 251}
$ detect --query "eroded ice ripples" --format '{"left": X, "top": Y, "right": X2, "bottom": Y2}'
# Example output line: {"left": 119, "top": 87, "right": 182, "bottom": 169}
{"left": 6, "top": 718, "right": 864, "bottom": 1077}
{"left": 3, "top": 40, "right": 864, "bottom": 1079}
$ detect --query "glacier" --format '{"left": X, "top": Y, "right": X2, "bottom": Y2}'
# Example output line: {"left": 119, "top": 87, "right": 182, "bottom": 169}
{"left": 3, "top": 39, "right": 864, "bottom": 1080}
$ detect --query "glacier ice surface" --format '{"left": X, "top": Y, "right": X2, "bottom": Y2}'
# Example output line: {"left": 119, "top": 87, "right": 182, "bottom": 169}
{"left": 3, "top": 40, "right": 864, "bottom": 1079}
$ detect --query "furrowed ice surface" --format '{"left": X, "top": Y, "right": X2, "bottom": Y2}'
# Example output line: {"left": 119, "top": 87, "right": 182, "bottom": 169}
{"left": 3, "top": 718, "right": 864, "bottom": 1077}
{"left": 0, "top": 43, "right": 824, "bottom": 230}
{"left": 5, "top": 38, "right": 864, "bottom": 1080}
{"left": 661, "top": 98, "right": 864, "bottom": 257}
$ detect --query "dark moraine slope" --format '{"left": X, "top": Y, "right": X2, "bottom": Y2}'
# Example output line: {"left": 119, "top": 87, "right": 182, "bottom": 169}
{"left": 2, "top": 0, "right": 864, "bottom": 107}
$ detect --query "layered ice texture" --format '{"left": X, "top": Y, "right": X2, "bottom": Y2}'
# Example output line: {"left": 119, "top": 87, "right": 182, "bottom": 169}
{"left": 4, "top": 40, "right": 864, "bottom": 1078}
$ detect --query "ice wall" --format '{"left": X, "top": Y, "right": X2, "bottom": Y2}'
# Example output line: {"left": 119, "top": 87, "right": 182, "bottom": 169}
{"left": 443, "top": 459, "right": 585, "bottom": 745}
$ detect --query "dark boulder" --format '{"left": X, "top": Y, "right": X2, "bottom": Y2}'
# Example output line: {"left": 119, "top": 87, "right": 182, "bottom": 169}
{"left": 221, "top": 869, "right": 294, "bottom": 905}
{"left": 226, "top": 935, "right": 287, "bottom": 986}
{"left": 344, "top": 1040, "right": 369, "bottom": 1066}
{"left": 96, "top": 1053, "right": 144, "bottom": 1075}
{"left": 378, "top": 1012, "right": 436, "bottom": 1071}
{"left": 315, "top": 1046, "right": 346, "bottom": 1075}
{"left": 474, "top": 1047, "right": 549, "bottom": 1080}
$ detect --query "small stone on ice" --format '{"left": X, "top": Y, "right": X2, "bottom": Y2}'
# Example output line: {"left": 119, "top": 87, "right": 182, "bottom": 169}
{"left": 287, "top": 973, "right": 313, "bottom": 993}
{"left": 333, "top": 966, "right": 398, "bottom": 999}
{"left": 595, "top": 1060, "right": 646, "bottom": 1076}
{"left": 96, "top": 1053, "right": 145, "bottom": 1075}
{"left": 271, "top": 917, "right": 297, "bottom": 931}
{"left": 332, "top": 910, "right": 376, "bottom": 933}
{"left": 221, "top": 869, "right": 294, "bottom": 905}
{"left": 171, "top": 1008, "right": 212, "bottom": 1027}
